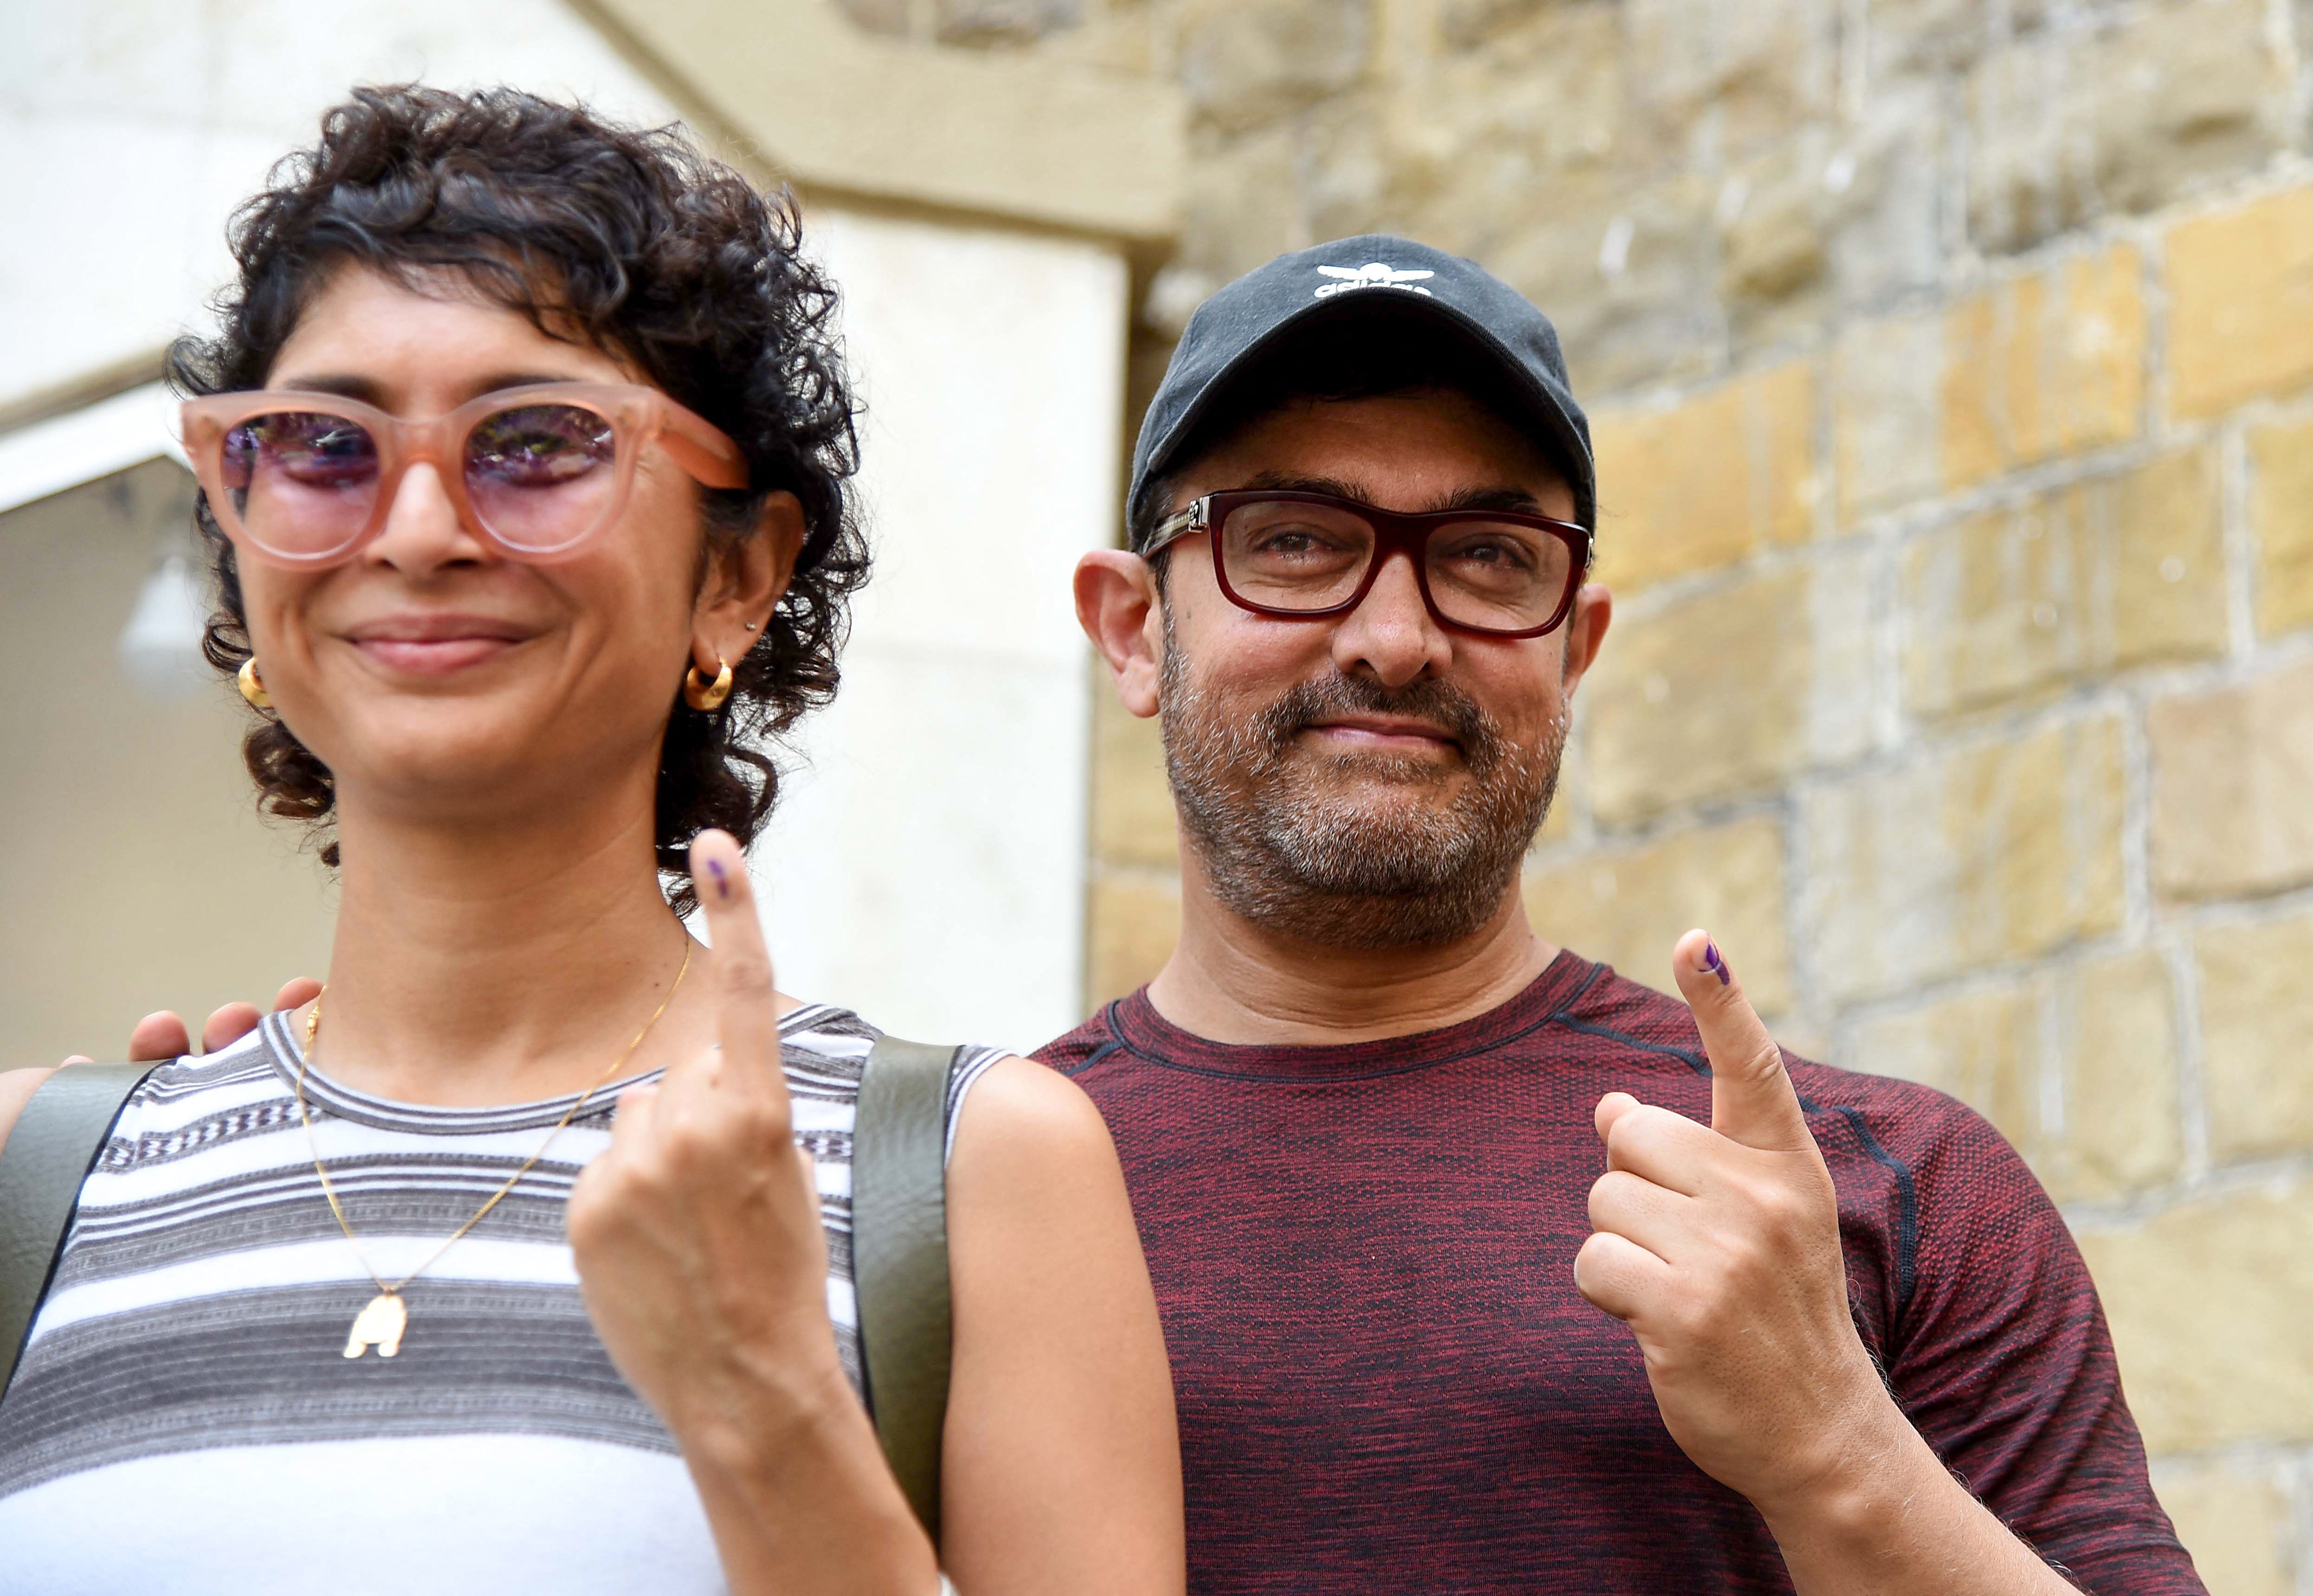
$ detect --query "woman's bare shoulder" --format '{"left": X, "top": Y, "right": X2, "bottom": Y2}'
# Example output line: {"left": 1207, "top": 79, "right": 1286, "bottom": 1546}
{"left": 943, "top": 1054, "right": 1142, "bottom": 1233}
{"left": 941, "top": 1051, "right": 1157, "bottom": 1332}
{"left": 950, "top": 1054, "right": 1113, "bottom": 1163}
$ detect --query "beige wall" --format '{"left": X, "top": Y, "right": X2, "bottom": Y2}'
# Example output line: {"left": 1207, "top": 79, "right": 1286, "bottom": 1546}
{"left": 0, "top": 462, "right": 337, "bottom": 1066}
{"left": 863, "top": 0, "right": 2313, "bottom": 1586}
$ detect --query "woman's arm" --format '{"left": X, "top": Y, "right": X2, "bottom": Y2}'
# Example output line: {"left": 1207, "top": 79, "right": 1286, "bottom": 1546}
{"left": 941, "top": 1057, "right": 1186, "bottom": 1596}
{"left": 0, "top": 1068, "right": 58, "bottom": 1156}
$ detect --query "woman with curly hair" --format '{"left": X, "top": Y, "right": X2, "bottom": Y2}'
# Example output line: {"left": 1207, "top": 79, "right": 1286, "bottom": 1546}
{"left": 0, "top": 86, "right": 1181, "bottom": 1595}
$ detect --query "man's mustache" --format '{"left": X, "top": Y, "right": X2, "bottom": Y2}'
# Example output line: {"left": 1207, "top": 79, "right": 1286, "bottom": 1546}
{"left": 1253, "top": 673, "right": 1505, "bottom": 766}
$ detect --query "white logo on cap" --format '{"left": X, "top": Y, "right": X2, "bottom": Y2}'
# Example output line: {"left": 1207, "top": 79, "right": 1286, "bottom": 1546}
{"left": 1314, "top": 262, "right": 1435, "bottom": 299}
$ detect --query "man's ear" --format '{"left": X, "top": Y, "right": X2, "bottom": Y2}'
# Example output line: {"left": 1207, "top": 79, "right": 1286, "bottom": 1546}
{"left": 1075, "top": 549, "right": 1164, "bottom": 720}
{"left": 1558, "top": 582, "right": 1613, "bottom": 695}
{"left": 697, "top": 490, "right": 805, "bottom": 655}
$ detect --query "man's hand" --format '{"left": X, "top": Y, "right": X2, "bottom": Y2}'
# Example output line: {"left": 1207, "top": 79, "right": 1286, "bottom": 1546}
{"left": 1576, "top": 930, "right": 2076, "bottom": 1595}
{"left": 1573, "top": 927, "right": 1885, "bottom": 1514}
{"left": 62, "top": 978, "right": 324, "bottom": 1067}
{"left": 566, "top": 830, "right": 929, "bottom": 1593}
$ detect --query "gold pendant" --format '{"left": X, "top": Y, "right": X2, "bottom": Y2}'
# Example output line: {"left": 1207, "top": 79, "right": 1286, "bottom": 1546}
{"left": 343, "top": 1290, "right": 408, "bottom": 1359}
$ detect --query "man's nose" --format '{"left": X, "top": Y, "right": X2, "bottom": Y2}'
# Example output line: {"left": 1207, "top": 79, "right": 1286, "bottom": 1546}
{"left": 1331, "top": 550, "right": 1452, "bottom": 689}
{"left": 364, "top": 461, "right": 491, "bottom": 574}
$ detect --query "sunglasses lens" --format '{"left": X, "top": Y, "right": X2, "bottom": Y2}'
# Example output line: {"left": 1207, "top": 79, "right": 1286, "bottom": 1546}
{"left": 464, "top": 403, "right": 617, "bottom": 553}
{"left": 221, "top": 411, "right": 381, "bottom": 559}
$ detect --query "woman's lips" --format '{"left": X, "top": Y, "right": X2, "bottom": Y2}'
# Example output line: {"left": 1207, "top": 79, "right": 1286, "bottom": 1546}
{"left": 345, "top": 617, "right": 534, "bottom": 676}
{"left": 353, "top": 635, "right": 523, "bottom": 675}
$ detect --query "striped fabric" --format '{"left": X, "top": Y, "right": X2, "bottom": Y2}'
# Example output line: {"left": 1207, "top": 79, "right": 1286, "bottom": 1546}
{"left": 0, "top": 1004, "right": 1002, "bottom": 1594}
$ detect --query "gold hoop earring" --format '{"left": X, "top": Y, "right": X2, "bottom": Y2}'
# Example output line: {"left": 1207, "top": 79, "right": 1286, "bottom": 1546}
{"left": 683, "top": 656, "right": 734, "bottom": 712}
{"left": 237, "top": 658, "right": 273, "bottom": 711}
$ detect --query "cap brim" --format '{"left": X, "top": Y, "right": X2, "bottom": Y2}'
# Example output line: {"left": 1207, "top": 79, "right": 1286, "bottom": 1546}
{"left": 1142, "top": 290, "right": 1596, "bottom": 531}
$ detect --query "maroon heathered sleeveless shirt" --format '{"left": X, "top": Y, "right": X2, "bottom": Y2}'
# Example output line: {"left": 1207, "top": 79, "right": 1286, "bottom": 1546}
{"left": 1035, "top": 952, "right": 2204, "bottom": 1594}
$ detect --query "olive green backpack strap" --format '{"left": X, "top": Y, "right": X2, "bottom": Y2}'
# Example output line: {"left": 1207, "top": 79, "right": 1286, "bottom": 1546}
{"left": 851, "top": 1034, "right": 961, "bottom": 1545}
{"left": 0, "top": 1062, "right": 157, "bottom": 1400}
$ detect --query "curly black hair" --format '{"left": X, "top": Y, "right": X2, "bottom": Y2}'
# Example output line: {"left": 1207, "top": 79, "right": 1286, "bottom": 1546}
{"left": 167, "top": 84, "right": 867, "bottom": 913}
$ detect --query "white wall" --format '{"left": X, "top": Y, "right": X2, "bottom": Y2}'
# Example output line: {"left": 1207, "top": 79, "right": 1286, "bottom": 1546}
{"left": 764, "top": 214, "right": 1122, "bottom": 1049}
{"left": 0, "top": 460, "right": 348, "bottom": 1069}
{"left": 0, "top": 0, "right": 678, "bottom": 417}
{"left": 0, "top": 0, "right": 1122, "bottom": 1051}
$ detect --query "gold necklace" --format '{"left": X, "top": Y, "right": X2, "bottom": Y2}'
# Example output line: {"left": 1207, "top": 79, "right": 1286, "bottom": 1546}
{"left": 294, "top": 940, "right": 692, "bottom": 1360}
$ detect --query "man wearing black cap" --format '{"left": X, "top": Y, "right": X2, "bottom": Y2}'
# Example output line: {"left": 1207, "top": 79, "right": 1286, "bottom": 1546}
{"left": 1052, "top": 237, "right": 2203, "bottom": 1592}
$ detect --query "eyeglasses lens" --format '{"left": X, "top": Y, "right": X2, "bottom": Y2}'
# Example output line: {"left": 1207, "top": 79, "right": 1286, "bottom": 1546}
{"left": 1217, "top": 499, "right": 1374, "bottom": 611}
{"left": 1218, "top": 499, "right": 1574, "bottom": 632}
{"left": 1424, "top": 521, "right": 1575, "bottom": 631}
{"left": 464, "top": 403, "right": 618, "bottom": 553}
{"left": 222, "top": 411, "right": 381, "bottom": 560}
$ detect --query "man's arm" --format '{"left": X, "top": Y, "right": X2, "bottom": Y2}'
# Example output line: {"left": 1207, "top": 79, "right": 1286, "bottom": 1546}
{"left": 5, "top": 978, "right": 330, "bottom": 1158}
{"left": 1573, "top": 929, "right": 2112, "bottom": 1596}
{"left": 95, "top": 977, "right": 324, "bottom": 1068}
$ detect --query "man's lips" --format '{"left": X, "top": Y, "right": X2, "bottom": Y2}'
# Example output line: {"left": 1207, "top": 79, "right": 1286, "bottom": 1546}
{"left": 344, "top": 615, "right": 536, "bottom": 676}
{"left": 1303, "top": 715, "right": 1462, "bottom": 752}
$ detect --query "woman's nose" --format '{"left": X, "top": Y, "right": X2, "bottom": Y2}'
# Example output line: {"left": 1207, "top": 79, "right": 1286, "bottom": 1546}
{"left": 363, "top": 461, "right": 492, "bottom": 573}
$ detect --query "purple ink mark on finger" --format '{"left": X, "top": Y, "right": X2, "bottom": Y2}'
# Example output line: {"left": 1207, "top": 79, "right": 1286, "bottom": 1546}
{"left": 1703, "top": 940, "right": 1731, "bottom": 987}
{"left": 707, "top": 857, "right": 730, "bottom": 900}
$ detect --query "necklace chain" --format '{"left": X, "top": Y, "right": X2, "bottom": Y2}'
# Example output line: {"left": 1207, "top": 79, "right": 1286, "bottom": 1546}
{"left": 294, "top": 940, "right": 692, "bottom": 1300}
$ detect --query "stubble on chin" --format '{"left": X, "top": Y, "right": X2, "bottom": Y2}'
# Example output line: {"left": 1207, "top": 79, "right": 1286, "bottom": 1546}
{"left": 1157, "top": 638, "right": 1566, "bottom": 951}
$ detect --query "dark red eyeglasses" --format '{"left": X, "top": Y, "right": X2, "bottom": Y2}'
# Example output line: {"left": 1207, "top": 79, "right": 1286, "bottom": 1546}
{"left": 1144, "top": 489, "right": 1593, "bottom": 638}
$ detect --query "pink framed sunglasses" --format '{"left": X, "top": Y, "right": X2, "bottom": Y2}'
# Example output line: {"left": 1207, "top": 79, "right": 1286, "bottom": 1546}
{"left": 180, "top": 383, "right": 749, "bottom": 568}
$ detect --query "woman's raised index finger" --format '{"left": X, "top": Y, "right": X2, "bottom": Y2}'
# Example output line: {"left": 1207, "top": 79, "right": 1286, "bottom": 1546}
{"left": 689, "top": 830, "right": 782, "bottom": 1081}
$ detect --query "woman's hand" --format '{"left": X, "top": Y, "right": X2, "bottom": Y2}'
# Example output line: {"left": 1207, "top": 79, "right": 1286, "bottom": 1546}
{"left": 568, "top": 830, "right": 932, "bottom": 1594}
{"left": 568, "top": 830, "right": 842, "bottom": 1437}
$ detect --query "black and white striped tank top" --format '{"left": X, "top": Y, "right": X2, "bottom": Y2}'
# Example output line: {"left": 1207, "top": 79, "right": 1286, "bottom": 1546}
{"left": 0, "top": 1004, "right": 1003, "bottom": 1594}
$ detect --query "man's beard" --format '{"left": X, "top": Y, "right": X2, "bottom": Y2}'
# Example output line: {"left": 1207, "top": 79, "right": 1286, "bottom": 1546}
{"left": 1158, "top": 623, "right": 1567, "bottom": 951}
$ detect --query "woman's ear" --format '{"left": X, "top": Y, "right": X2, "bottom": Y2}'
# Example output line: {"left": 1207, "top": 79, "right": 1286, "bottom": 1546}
{"left": 697, "top": 490, "right": 805, "bottom": 661}
{"left": 1075, "top": 549, "right": 1163, "bottom": 720}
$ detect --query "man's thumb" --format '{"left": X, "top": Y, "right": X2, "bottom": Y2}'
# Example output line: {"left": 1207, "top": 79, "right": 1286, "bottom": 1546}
{"left": 1670, "top": 929, "right": 1814, "bottom": 1153}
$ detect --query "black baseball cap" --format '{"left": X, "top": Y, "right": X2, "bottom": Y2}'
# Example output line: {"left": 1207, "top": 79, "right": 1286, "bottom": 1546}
{"left": 1129, "top": 234, "right": 1596, "bottom": 541}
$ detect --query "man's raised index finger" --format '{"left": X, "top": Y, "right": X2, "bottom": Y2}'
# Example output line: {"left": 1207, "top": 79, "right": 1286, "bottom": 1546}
{"left": 689, "top": 830, "right": 782, "bottom": 1079}
{"left": 1668, "top": 928, "right": 1814, "bottom": 1155}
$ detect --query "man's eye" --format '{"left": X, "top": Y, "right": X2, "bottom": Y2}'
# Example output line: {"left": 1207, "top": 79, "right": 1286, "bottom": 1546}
{"left": 1447, "top": 536, "right": 1537, "bottom": 571}
{"left": 1252, "top": 523, "right": 1353, "bottom": 553}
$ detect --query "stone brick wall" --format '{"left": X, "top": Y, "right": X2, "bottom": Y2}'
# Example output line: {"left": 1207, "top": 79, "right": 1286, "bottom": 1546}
{"left": 848, "top": 0, "right": 2313, "bottom": 1583}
